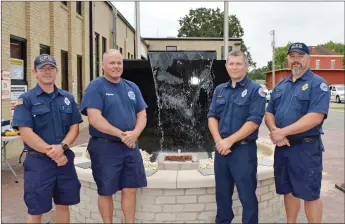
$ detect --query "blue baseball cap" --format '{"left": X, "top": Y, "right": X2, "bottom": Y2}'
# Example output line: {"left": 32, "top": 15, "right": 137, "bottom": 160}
{"left": 287, "top": 42, "right": 310, "bottom": 55}
{"left": 34, "top": 54, "right": 57, "bottom": 68}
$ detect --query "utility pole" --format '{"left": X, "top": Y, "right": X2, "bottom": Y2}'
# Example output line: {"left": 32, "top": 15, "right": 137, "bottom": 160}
{"left": 224, "top": 1, "right": 229, "bottom": 60}
{"left": 271, "top": 30, "right": 275, "bottom": 88}
{"left": 135, "top": 1, "right": 141, "bottom": 59}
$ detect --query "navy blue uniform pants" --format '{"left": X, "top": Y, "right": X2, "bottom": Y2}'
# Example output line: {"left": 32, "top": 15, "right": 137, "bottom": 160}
{"left": 24, "top": 149, "right": 81, "bottom": 215}
{"left": 214, "top": 144, "right": 258, "bottom": 224}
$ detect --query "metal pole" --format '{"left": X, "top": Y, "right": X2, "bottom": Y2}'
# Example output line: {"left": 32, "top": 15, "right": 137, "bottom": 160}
{"left": 135, "top": 1, "right": 141, "bottom": 59}
{"left": 224, "top": 1, "right": 229, "bottom": 60}
{"left": 271, "top": 30, "right": 275, "bottom": 88}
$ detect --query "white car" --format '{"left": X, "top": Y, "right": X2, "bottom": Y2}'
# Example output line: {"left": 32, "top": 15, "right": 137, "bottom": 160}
{"left": 329, "top": 84, "right": 344, "bottom": 103}
{"left": 260, "top": 84, "right": 271, "bottom": 102}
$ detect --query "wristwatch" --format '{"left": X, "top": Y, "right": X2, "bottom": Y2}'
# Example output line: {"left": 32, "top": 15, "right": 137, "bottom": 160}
{"left": 61, "top": 143, "right": 69, "bottom": 151}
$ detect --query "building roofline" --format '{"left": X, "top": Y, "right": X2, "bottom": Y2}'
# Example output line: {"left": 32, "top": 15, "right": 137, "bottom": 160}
{"left": 143, "top": 37, "right": 243, "bottom": 41}
{"left": 107, "top": 1, "right": 149, "bottom": 47}
{"left": 266, "top": 68, "right": 345, "bottom": 73}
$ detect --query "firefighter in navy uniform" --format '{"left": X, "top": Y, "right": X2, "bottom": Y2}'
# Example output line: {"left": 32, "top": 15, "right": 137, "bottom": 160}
{"left": 208, "top": 50, "right": 266, "bottom": 224}
{"left": 265, "top": 42, "right": 330, "bottom": 223}
{"left": 12, "top": 54, "right": 83, "bottom": 223}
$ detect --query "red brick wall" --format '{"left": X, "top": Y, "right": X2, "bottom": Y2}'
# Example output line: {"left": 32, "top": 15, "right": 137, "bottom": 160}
{"left": 310, "top": 56, "right": 343, "bottom": 69}
{"left": 266, "top": 69, "right": 345, "bottom": 89}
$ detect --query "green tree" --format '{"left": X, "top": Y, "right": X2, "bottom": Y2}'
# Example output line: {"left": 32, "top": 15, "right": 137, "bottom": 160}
{"left": 274, "top": 43, "right": 291, "bottom": 70}
{"left": 320, "top": 41, "right": 345, "bottom": 68}
{"left": 248, "top": 66, "right": 270, "bottom": 80}
{"left": 177, "top": 7, "right": 256, "bottom": 68}
{"left": 266, "top": 60, "right": 272, "bottom": 71}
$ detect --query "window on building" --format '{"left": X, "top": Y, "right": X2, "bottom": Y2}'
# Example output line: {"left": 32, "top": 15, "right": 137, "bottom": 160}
{"left": 331, "top": 60, "right": 335, "bottom": 69}
{"left": 316, "top": 60, "right": 320, "bottom": 69}
{"left": 10, "top": 36, "right": 27, "bottom": 84}
{"left": 119, "top": 47, "right": 123, "bottom": 54}
{"left": 131, "top": 54, "right": 134, "bottom": 59}
{"left": 102, "top": 37, "right": 107, "bottom": 56}
{"left": 76, "top": 1, "right": 82, "bottom": 15}
{"left": 61, "top": 1, "right": 67, "bottom": 6}
{"left": 40, "top": 44, "right": 50, "bottom": 55}
{"left": 128, "top": 52, "right": 131, "bottom": 59}
{"left": 221, "top": 46, "right": 233, "bottom": 60}
{"left": 166, "top": 46, "right": 177, "bottom": 51}
{"left": 95, "top": 32, "right": 100, "bottom": 77}
{"left": 116, "top": 45, "right": 118, "bottom": 50}
{"left": 61, "top": 50, "right": 69, "bottom": 91}
{"left": 77, "top": 55, "right": 83, "bottom": 105}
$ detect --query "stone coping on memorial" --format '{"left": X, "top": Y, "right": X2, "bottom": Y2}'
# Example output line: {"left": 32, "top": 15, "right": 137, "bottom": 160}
{"left": 71, "top": 139, "right": 275, "bottom": 189}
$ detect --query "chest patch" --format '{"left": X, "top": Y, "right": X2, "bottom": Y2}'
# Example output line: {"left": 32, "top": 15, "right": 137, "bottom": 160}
{"left": 64, "top": 97, "right": 70, "bottom": 105}
{"left": 128, "top": 91, "right": 135, "bottom": 100}
{"left": 302, "top": 83, "right": 308, "bottom": 91}
{"left": 241, "top": 89, "right": 247, "bottom": 97}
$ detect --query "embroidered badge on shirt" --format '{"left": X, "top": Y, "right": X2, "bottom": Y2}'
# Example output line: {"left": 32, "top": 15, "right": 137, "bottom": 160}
{"left": 15, "top": 98, "right": 23, "bottom": 106}
{"left": 241, "top": 89, "right": 247, "bottom": 97}
{"left": 302, "top": 83, "right": 309, "bottom": 91}
{"left": 320, "top": 83, "right": 328, "bottom": 92}
{"left": 64, "top": 97, "right": 70, "bottom": 105}
{"left": 258, "top": 88, "right": 266, "bottom": 97}
{"left": 128, "top": 91, "right": 135, "bottom": 100}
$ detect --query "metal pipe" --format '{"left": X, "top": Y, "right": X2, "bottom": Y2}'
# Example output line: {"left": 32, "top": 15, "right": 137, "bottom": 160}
{"left": 223, "top": 1, "right": 229, "bottom": 60}
{"left": 135, "top": 1, "right": 141, "bottom": 59}
{"left": 112, "top": 6, "right": 117, "bottom": 49}
{"left": 271, "top": 30, "right": 275, "bottom": 88}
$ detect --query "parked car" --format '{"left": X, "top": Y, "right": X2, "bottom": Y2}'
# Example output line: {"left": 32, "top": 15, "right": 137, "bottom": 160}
{"left": 260, "top": 84, "right": 271, "bottom": 102}
{"left": 329, "top": 84, "right": 344, "bottom": 103}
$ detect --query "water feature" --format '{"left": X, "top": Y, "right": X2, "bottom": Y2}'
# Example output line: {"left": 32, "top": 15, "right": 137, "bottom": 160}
{"left": 147, "top": 51, "right": 216, "bottom": 154}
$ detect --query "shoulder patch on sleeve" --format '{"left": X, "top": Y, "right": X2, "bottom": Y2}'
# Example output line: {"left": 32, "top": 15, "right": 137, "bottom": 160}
{"left": 15, "top": 98, "right": 23, "bottom": 106}
{"left": 320, "top": 83, "right": 328, "bottom": 92}
{"left": 258, "top": 87, "right": 266, "bottom": 97}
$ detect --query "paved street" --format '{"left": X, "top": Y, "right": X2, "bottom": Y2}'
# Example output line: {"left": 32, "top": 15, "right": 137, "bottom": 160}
{"left": 1, "top": 110, "right": 344, "bottom": 223}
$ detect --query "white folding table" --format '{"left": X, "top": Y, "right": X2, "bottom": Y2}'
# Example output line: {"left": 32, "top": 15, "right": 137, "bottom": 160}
{"left": 1, "top": 136, "right": 21, "bottom": 183}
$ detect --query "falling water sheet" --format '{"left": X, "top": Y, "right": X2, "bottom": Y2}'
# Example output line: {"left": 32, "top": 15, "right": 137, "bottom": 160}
{"left": 148, "top": 51, "right": 217, "bottom": 153}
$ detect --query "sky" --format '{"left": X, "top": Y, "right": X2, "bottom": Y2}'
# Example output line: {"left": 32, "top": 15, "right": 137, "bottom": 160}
{"left": 111, "top": 1, "right": 344, "bottom": 68}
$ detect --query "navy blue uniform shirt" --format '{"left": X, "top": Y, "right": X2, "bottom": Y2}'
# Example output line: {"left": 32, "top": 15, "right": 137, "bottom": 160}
{"left": 208, "top": 75, "right": 266, "bottom": 141}
{"left": 12, "top": 84, "right": 83, "bottom": 151}
{"left": 80, "top": 77, "right": 148, "bottom": 141}
{"left": 266, "top": 69, "right": 330, "bottom": 140}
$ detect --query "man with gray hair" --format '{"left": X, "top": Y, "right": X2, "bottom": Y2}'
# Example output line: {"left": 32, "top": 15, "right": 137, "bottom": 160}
{"left": 80, "top": 49, "right": 148, "bottom": 223}
{"left": 208, "top": 50, "right": 266, "bottom": 223}
{"left": 265, "top": 42, "right": 330, "bottom": 223}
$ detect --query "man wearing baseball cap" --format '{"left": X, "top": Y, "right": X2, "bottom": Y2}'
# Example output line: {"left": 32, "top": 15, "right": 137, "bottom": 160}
{"left": 12, "top": 54, "right": 83, "bottom": 223}
{"left": 265, "top": 43, "right": 330, "bottom": 223}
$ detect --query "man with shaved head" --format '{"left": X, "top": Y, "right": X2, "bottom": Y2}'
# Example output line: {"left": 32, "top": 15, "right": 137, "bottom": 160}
{"left": 80, "top": 49, "right": 148, "bottom": 223}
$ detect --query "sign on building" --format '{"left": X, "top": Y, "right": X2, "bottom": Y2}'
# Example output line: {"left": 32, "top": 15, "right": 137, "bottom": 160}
{"left": 1, "top": 70, "right": 11, "bottom": 100}
{"left": 10, "top": 58, "right": 24, "bottom": 80}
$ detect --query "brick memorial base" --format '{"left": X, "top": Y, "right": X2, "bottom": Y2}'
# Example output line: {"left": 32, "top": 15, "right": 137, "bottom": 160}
{"left": 69, "top": 140, "right": 284, "bottom": 223}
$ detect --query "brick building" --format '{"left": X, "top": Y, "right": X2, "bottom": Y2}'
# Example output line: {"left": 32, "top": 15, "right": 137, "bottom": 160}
{"left": 1, "top": 1, "right": 148, "bottom": 157}
{"left": 266, "top": 69, "right": 345, "bottom": 89}
{"left": 266, "top": 46, "right": 344, "bottom": 89}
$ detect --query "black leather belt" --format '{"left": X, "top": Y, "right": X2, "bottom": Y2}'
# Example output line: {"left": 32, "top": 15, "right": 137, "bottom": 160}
{"left": 234, "top": 139, "right": 256, "bottom": 146}
{"left": 91, "top": 136, "right": 122, "bottom": 143}
{"left": 27, "top": 148, "right": 71, "bottom": 156}
{"left": 288, "top": 136, "right": 320, "bottom": 146}
{"left": 27, "top": 150, "right": 46, "bottom": 156}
